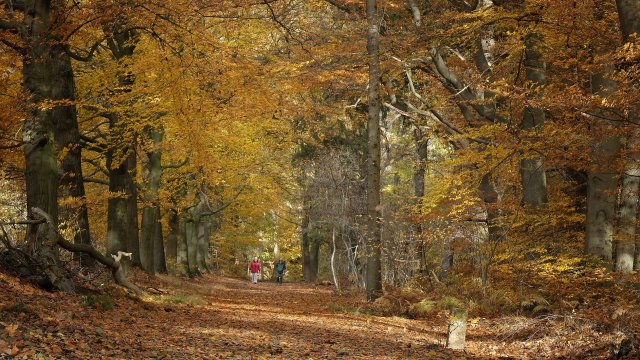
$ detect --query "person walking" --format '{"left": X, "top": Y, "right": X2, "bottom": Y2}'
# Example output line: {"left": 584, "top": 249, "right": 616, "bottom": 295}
{"left": 249, "top": 257, "right": 261, "bottom": 284}
{"left": 275, "top": 259, "right": 286, "bottom": 284}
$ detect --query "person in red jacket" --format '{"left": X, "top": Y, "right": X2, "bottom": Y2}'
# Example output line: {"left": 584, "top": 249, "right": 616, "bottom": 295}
{"left": 249, "top": 257, "right": 261, "bottom": 284}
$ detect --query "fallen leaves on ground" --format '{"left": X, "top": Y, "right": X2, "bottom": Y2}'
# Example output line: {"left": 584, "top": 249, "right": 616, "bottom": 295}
{"left": 0, "top": 271, "right": 628, "bottom": 359}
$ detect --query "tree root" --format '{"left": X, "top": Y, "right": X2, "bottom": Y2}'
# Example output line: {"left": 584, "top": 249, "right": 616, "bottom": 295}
{"left": 29, "top": 207, "right": 144, "bottom": 295}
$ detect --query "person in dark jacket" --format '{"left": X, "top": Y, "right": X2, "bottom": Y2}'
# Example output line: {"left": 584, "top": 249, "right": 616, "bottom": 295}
{"left": 274, "top": 259, "right": 286, "bottom": 284}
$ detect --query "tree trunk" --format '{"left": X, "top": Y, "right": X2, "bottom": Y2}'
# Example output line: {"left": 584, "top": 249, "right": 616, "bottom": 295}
{"left": 21, "top": 0, "right": 76, "bottom": 291}
{"left": 53, "top": 52, "right": 93, "bottom": 267}
{"left": 196, "top": 215, "right": 211, "bottom": 273}
{"left": 615, "top": 0, "right": 640, "bottom": 272}
{"left": 153, "top": 210, "right": 166, "bottom": 274}
{"left": 176, "top": 214, "right": 189, "bottom": 276}
{"left": 165, "top": 210, "right": 178, "bottom": 272}
{"left": 185, "top": 205, "right": 201, "bottom": 276}
{"left": 585, "top": 73, "right": 622, "bottom": 261}
{"left": 413, "top": 128, "right": 428, "bottom": 273}
{"left": 105, "top": 143, "right": 131, "bottom": 270}
{"left": 140, "top": 125, "right": 165, "bottom": 273}
{"left": 520, "top": 32, "right": 548, "bottom": 206}
{"left": 365, "top": 0, "right": 383, "bottom": 302}
{"left": 126, "top": 145, "right": 141, "bottom": 266}
{"left": 301, "top": 184, "right": 315, "bottom": 282}
{"left": 617, "top": 165, "right": 639, "bottom": 272}
{"left": 616, "top": 1, "right": 640, "bottom": 41}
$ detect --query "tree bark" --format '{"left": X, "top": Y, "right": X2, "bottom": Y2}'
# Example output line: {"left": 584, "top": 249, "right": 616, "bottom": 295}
{"left": 519, "top": 32, "right": 548, "bottom": 206}
{"left": 54, "top": 51, "right": 94, "bottom": 267}
{"left": 104, "top": 28, "right": 140, "bottom": 271}
{"left": 126, "top": 144, "right": 141, "bottom": 266}
{"left": 165, "top": 209, "right": 180, "bottom": 273}
{"left": 140, "top": 125, "right": 166, "bottom": 274}
{"left": 584, "top": 73, "right": 622, "bottom": 261}
{"left": 616, "top": 0, "right": 640, "bottom": 41}
{"left": 21, "top": 0, "right": 74, "bottom": 291}
{"left": 365, "top": 0, "right": 383, "bottom": 302}
{"left": 412, "top": 128, "right": 428, "bottom": 273}
{"left": 105, "top": 140, "right": 131, "bottom": 269}
{"left": 176, "top": 214, "right": 189, "bottom": 276}
{"left": 617, "top": 164, "right": 639, "bottom": 272}
{"left": 615, "top": 1, "right": 640, "bottom": 271}
{"left": 196, "top": 213, "right": 212, "bottom": 273}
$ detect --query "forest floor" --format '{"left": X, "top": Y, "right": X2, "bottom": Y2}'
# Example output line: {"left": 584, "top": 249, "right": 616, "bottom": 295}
{"left": 0, "top": 270, "right": 630, "bottom": 359}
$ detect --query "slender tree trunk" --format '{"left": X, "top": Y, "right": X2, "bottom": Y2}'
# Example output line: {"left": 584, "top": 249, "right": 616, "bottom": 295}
{"left": 479, "top": 174, "right": 501, "bottom": 242}
{"left": 185, "top": 203, "right": 201, "bottom": 275}
{"left": 614, "top": 1, "right": 640, "bottom": 271}
{"left": 54, "top": 52, "right": 93, "bottom": 267}
{"left": 365, "top": 0, "right": 383, "bottom": 302}
{"left": 520, "top": 33, "right": 548, "bottom": 206}
{"left": 196, "top": 212, "right": 212, "bottom": 273}
{"left": 331, "top": 228, "right": 339, "bottom": 290}
{"left": 166, "top": 209, "right": 179, "bottom": 273}
{"left": 412, "top": 128, "right": 428, "bottom": 273}
{"left": 176, "top": 214, "right": 189, "bottom": 276}
{"left": 301, "top": 184, "right": 315, "bottom": 282}
{"left": 126, "top": 144, "right": 141, "bottom": 266}
{"left": 153, "top": 210, "right": 166, "bottom": 274}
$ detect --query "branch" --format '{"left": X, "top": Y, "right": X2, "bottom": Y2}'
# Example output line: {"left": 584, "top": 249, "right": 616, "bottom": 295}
{"left": 65, "top": 36, "right": 107, "bottom": 62}
{"left": 0, "top": 19, "right": 20, "bottom": 32}
{"left": 1, "top": 39, "right": 22, "bottom": 53}
{"left": 0, "top": 141, "right": 23, "bottom": 150}
{"left": 407, "top": 0, "right": 421, "bottom": 26}
{"left": 323, "top": 0, "right": 355, "bottom": 13}
{"left": 84, "top": 177, "right": 109, "bottom": 186}
{"left": 200, "top": 186, "right": 246, "bottom": 216}
{"left": 162, "top": 154, "right": 189, "bottom": 169}
{"left": 31, "top": 207, "right": 144, "bottom": 295}
{"left": 429, "top": 48, "right": 508, "bottom": 124}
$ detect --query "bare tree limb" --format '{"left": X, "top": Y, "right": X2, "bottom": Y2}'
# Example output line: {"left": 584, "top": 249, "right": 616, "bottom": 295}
{"left": 31, "top": 207, "right": 144, "bottom": 295}
{"left": 200, "top": 186, "right": 246, "bottom": 216}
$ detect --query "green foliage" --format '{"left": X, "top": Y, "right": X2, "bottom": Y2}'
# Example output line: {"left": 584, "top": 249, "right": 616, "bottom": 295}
{"left": 408, "top": 299, "right": 436, "bottom": 319}
{"left": 438, "top": 296, "right": 463, "bottom": 311}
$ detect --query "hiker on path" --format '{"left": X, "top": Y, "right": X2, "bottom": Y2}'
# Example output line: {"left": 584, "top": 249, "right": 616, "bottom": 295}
{"left": 275, "top": 259, "right": 286, "bottom": 284}
{"left": 249, "top": 257, "right": 261, "bottom": 284}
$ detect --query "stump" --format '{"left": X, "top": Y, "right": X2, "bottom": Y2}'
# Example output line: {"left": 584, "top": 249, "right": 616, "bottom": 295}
{"left": 446, "top": 307, "right": 467, "bottom": 350}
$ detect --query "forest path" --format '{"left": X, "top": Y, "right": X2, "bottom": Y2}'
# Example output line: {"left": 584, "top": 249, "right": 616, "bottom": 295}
{"left": 143, "top": 275, "right": 463, "bottom": 359}
{"left": 2, "top": 272, "right": 617, "bottom": 359}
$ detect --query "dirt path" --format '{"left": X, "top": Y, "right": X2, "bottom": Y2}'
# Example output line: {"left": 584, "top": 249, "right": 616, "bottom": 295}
{"left": 161, "top": 276, "right": 463, "bottom": 359}
{"left": 2, "top": 273, "right": 618, "bottom": 359}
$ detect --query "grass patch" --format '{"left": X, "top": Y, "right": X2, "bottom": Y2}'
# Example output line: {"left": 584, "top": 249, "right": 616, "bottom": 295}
{"left": 82, "top": 294, "right": 115, "bottom": 311}
{"left": 438, "top": 296, "right": 462, "bottom": 311}
{"left": 4, "top": 301, "right": 30, "bottom": 314}
{"left": 153, "top": 294, "right": 205, "bottom": 306}
{"left": 326, "top": 302, "right": 370, "bottom": 315}
{"left": 408, "top": 299, "right": 436, "bottom": 319}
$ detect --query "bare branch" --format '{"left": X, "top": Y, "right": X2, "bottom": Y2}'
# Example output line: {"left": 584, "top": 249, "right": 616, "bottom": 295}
{"left": 31, "top": 207, "right": 144, "bottom": 295}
